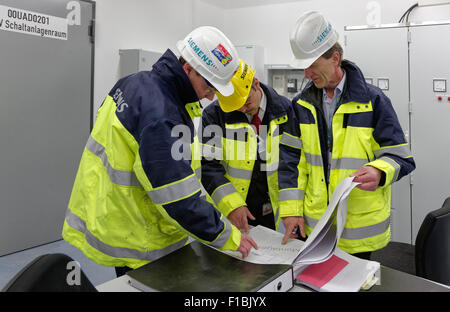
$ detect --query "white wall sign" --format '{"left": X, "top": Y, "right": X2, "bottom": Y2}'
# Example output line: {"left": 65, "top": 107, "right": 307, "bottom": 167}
{"left": 0, "top": 5, "right": 68, "bottom": 40}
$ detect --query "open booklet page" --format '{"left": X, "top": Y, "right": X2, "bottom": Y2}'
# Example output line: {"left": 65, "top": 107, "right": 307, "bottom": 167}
{"left": 221, "top": 225, "right": 303, "bottom": 265}
{"left": 292, "top": 176, "right": 360, "bottom": 266}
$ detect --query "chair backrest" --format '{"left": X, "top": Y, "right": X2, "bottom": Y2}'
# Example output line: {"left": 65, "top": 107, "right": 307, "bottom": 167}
{"left": 1, "top": 253, "right": 97, "bottom": 292}
{"left": 415, "top": 197, "right": 450, "bottom": 286}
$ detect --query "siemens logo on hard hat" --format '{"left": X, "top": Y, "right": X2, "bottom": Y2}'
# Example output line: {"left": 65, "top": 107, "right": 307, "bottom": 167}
{"left": 313, "top": 23, "right": 332, "bottom": 46}
{"left": 187, "top": 37, "right": 214, "bottom": 68}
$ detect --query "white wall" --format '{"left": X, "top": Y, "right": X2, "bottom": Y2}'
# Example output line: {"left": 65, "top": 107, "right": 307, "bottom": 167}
{"left": 192, "top": 0, "right": 225, "bottom": 29}
{"left": 93, "top": 0, "right": 194, "bottom": 117}
{"left": 193, "top": 0, "right": 450, "bottom": 65}
{"left": 92, "top": 0, "right": 450, "bottom": 115}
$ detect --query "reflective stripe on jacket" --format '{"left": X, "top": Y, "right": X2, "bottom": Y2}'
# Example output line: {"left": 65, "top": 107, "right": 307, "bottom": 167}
{"left": 62, "top": 49, "right": 240, "bottom": 269}
{"left": 200, "top": 84, "right": 303, "bottom": 229}
{"left": 292, "top": 60, "right": 415, "bottom": 253}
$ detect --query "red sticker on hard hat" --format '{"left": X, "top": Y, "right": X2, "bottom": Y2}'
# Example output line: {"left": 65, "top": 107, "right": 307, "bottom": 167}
{"left": 212, "top": 44, "right": 233, "bottom": 66}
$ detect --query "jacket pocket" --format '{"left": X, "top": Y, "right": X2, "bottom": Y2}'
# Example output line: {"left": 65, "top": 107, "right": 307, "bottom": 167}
{"left": 347, "top": 187, "right": 385, "bottom": 215}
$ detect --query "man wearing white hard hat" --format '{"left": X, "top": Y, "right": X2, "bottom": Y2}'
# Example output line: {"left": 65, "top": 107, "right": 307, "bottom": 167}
{"left": 289, "top": 11, "right": 415, "bottom": 259}
{"left": 200, "top": 59, "right": 306, "bottom": 245}
{"left": 62, "top": 26, "right": 257, "bottom": 278}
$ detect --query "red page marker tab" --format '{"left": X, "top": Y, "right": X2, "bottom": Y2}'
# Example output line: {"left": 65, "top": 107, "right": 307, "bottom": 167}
{"left": 296, "top": 255, "right": 349, "bottom": 289}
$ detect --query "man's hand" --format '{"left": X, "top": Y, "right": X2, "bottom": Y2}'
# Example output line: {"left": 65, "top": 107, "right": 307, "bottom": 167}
{"left": 237, "top": 233, "right": 258, "bottom": 259}
{"left": 228, "top": 206, "right": 255, "bottom": 234}
{"left": 350, "top": 166, "right": 382, "bottom": 191}
{"left": 281, "top": 216, "right": 305, "bottom": 244}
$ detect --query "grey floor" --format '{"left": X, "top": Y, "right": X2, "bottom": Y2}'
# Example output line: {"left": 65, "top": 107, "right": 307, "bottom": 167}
{"left": 0, "top": 239, "right": 116, "bottom": 290}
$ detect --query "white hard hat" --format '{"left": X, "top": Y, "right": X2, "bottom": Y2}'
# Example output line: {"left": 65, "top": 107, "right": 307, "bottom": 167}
{"left": 289, "top": 11, "right": 339, "bottom": 69}
{"left": 176, "top": 26, "right": 239, "bottom": 96}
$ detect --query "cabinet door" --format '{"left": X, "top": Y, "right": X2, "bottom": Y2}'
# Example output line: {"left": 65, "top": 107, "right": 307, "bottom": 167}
{"left": 409, "top": 24, "right": 450, "bottom": 242}
{"left": 345, "top": 27, "right": 412, "bottom": 243}
{"left": 0, "top": 0, "right": 94, "bottom": 255}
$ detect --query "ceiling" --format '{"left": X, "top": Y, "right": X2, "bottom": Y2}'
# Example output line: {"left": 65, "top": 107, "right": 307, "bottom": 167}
{"left": 199, "top": 0, "right": 308, "bottom": 9}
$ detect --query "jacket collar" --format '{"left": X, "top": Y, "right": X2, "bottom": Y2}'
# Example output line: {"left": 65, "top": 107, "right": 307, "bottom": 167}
{"left": 340, "top": 60, "right": 371, "bottom": 103}
{"left": 300, "top": 60, "right": 371, "bottom": 106}
{"left": 152, "top": 49, "right": 199, "bottom": 105}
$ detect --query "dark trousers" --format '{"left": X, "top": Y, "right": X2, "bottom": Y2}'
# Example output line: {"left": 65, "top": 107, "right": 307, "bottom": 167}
{"left": 248, "top": 208, "right": 275, "bottom": 230}
{"left": 246, "top": 155, "right": 275, "bottom": 230}
{"left": 351, "top": 252, "right": 372, "bottom": 260}
{"left": 115, "top": 266, "right": 132, "bottom": 277}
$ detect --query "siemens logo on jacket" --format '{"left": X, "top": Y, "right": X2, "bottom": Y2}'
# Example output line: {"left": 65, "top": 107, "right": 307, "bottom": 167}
{"left": 187, "top": 37, "right": 212, "bottom": 66}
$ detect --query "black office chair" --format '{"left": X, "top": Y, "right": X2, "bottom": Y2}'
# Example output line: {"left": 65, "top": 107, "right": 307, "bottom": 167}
{"left": 372, "top": 197, "right": 450, "bottom": 286}
{"left": 1, "top": 253, "right": 98, "bottom": 292}
{"left": 370, "top": 240, "right": 416, "bottom": 275}
{"left": 415, "top": 197, "right": 450, "bottom": 286}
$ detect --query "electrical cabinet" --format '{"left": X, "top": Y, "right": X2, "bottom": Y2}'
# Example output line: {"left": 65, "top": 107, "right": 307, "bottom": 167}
{"left": 119, "top": 49, "right": 162, "bottom": 78}
{"left": 344, "top": 22, "right": 450, "bottom": 244}
{"left": 236, "top": 45, "right": 265, "bottom": 83}
{"left": 408, "top": 23, "right": 450, "bottom": 242}
{"left": 344, "top": 26, "right": 411, "bottom": 244}
{"left": 265, "top": 65, "right": 306, "bottom": 100}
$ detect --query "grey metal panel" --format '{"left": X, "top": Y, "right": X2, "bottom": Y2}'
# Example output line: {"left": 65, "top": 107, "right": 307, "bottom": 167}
{"left": 0, "top": 0, "right": 94, "bottom": 255}
{"left": 119, "top": 49, "right": 162, "bottom": 79}
{"left": 409, "top": 24, "right": 450, "bottom": 242}
{"left": 236, "top": 45, "right": 265, "bottom": 83}
{"left": 344, "top": 27, "right": 412, "bottom": 244}
{"left": 138, "top": 50, "right": 162, "bottom": 72}
{"left": 119, "top": 49, "right": 140, "bottom": 78}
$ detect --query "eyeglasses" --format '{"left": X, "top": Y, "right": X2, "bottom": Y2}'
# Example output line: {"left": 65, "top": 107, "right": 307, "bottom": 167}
{"left": 204, "top": 77, "right": 213, "bottom": 88}
{"left": 204, "top": 77, "right": 217, "bottom": 93}
{"left": 194, "top": 69, "right": 217, "bottom": 92}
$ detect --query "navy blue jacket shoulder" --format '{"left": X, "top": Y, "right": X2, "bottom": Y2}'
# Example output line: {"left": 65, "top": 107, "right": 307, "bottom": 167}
{"left": 104, "top": 49, "right": 228, "bottom": 243}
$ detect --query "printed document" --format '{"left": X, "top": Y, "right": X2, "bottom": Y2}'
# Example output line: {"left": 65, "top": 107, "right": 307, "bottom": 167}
{"left": 223, "top": 176, "right": 360, "bottom": 268}
{"left": 219, "top": 177, "right": 380, "bottom": 291}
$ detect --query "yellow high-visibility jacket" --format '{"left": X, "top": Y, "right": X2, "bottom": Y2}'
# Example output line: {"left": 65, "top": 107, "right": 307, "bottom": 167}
{"left": 292, "top": 60, "right": 415, "bottom": 253}
{"left": 200, "top": 83, "right": 303, "bottom": 229}
{"left": 62, "top": 49, "right": 240, "bottom": 269}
